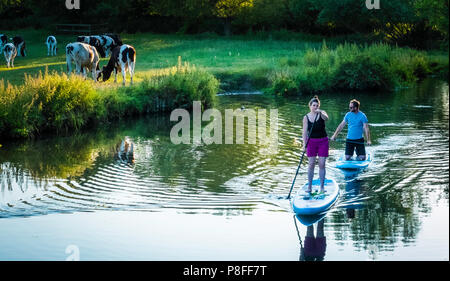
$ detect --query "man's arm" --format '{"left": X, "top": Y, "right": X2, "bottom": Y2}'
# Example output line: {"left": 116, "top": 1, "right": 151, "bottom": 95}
{"left": 363, "top": 123, "right": 371, "bottom": 145}
{"left": 331, "top": 120, "right": 347, "bottom": 141}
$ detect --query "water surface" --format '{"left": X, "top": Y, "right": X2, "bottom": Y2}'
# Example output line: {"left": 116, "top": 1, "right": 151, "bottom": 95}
{"left": 0, "top": 78, "right": 448, "bottom": 260}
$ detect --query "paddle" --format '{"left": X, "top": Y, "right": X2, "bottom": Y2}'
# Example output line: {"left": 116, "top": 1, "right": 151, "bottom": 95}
{"left": 287, "top": 112, "right": 320, "bottom": 199}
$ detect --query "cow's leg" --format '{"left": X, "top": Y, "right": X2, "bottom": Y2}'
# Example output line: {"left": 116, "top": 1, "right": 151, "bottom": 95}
{"left": 18, "top": 42, "right": 23, "bottom": 57}
{"left": 114, "top": 68, "right": 118, "bottom": 83}
{"left": 129, "top": 61, "right": 135, "bottom": 85}
{"left": 75, "top": 64, "right": 82, "bottom": 76}
{"left": 121, "top": 64, "right": 126, "bottom": 86}
{"left": 92, "top": 64, "right": 98, "bottom": 82}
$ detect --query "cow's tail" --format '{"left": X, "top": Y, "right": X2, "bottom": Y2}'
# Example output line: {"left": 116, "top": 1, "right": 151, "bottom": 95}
{"left": 128, "top": 46, "right": 136, "bottom": 63}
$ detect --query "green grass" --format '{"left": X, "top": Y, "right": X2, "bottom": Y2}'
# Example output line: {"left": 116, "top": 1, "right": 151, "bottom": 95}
{"left": 0, "top": 29, "right": 448, "bottom": 138}
{"left": 0, "top": 29, "right": 322, "bottom": 87}
{"left": 1, "top": 29, "right": 447, "bottom": 90}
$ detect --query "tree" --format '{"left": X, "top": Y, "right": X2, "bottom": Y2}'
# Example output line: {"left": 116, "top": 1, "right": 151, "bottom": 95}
{"left": 214, "top": 0, "right": 253, "bottom": 35}
{"left": 415, "top": 0, "right": 449, "bottom": 41}
{"left": 310, "top": 0, "right": 418, "bottom": 34}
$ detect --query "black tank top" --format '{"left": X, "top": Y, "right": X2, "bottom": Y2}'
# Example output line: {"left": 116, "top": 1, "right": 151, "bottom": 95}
{"left": 306, "top": 114, "right": 327, "bottom": 138}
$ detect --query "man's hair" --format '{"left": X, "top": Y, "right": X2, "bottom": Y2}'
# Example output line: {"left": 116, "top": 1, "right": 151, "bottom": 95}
{"left": 350, "top": 99, "right": 360, "bottom": 109}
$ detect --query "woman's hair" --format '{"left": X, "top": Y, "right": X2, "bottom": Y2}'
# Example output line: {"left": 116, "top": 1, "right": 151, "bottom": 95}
{"left": 350, "top": 99, "right": 360, "bottom": 109}
{"left": 309, "top": 95, "right": 320, "bottom": 106}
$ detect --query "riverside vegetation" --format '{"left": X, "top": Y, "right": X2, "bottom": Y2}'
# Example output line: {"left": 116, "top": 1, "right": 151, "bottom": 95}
{"left": 0, "top": 30, "right": 448, "bottom": 139}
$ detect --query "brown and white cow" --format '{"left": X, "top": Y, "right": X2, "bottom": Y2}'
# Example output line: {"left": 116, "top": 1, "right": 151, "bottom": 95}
{"left": 46, "top": 36, "right": 57, "bottom": 56}
{"left": 3, "top": 43, "right": 17, "bottom": 68}
{"left": 12, "top": 36, "right": 26, "bottom": 57}
{"left": 97, "top": 44, "right": 136, "bottom": 86}
{"left": 66, "top": 42, "right": 100, "bottom": 81}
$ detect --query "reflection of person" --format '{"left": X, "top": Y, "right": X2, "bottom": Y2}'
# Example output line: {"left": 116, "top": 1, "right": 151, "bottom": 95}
{"left": 303, "top": 96, "right": 329, "bottom": 194}
{"left": 301, "top": 219, "right": 326, "bottom": 261}
{"left": 331, "top": 99, "right": 371, "bottom": 160}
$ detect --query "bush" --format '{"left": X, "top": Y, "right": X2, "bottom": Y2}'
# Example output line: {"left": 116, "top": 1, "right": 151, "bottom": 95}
{"left": 0, "top": 72, "right": 97, "bottom": 138}
{"left": 267, "top": 42, "right": 444, "bottom": 96}
{"left": 0, "top": 63, "right": 219, "bottom": 139}
{"left": 333, "top": 54, "right": 394, "bottom": 91}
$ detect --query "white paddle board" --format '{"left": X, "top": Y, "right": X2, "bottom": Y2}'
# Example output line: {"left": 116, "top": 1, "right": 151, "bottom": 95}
{"left": 292, "top": 178, "right": 339, "bottom": 215}
{"left": 336, "top": 153, "right": 372, "bottom": 170}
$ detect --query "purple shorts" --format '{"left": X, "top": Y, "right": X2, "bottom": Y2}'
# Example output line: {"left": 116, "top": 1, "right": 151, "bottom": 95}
{"left": 307, "top": 137, "right": 329, "bottom": 157}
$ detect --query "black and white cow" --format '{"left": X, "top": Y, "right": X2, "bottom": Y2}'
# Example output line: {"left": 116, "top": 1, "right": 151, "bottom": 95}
{"left": 104, "top": 33, "right": 123, "bottom": 47}
{"left": 12, "top": 36, "right": 26, "bottom": 57}
{"left": 97, "top": 44, "right": 136, "bottom": 86}
{"left": 76, "top": 35, "right": 105, "bottom": 58}
{"left": 46, "top": 36, "right": 57, "bottom": 56}
{"left": 0, "top": 34, "right": 7, "bottom": 51}
{"left": 98, "top": 35, "right": 117, "bottom": 57}
{"left": 66, "top": 42, "right": 100, "bottom": 81}
{"left": 3, "top": 43, "right": 17, "bottom": 68}
{"left": 77, "top": 35, "right": 117, "bottom": 57}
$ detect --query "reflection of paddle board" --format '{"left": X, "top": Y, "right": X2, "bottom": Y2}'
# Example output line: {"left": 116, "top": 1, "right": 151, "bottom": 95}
{"left": 295, "top": 213, "right": 326, "bottom": 226}
{"left": 292, "top": 179, "right": 339, "bottom": 215}
{"left": 336, "top": 153, "right": 372, "bottom": 170}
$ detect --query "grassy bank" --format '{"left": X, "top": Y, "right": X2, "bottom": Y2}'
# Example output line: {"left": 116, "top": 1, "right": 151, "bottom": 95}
{"left": 268, "top": 42, "right": 449, "bottom": 95}
{"left": 0, "top": 29, "right": 448, "bottom": 138}
{"left": 0, "top": 63, "right": 218, "bottom": 139}
{"left": 1, "top": 29, "right": 447, "bottom": 90}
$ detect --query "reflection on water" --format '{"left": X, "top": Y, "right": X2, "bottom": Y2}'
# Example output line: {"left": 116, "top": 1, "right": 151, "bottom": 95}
{"left": 294, "top": 215, "right": 327, "bottom": 261}
{"left": 0, "top": 78, "right": 448, "bottom": 260}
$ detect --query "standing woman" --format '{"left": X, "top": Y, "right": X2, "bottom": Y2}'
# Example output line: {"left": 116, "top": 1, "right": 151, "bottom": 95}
{"left": 303, "top": 96, "right": 329, "bottom": 194}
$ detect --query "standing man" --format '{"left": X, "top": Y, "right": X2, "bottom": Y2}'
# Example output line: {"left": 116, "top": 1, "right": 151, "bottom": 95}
{"left": 331, "top": 99, "right": 371, "bottom": 160}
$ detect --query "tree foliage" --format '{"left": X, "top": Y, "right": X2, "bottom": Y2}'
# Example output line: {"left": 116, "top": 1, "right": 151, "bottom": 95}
{"left": 0, "top": 0, "right": 447, "bottom": 47}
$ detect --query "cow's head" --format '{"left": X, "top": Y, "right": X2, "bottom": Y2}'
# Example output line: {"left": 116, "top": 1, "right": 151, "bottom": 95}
{"left": 97, "top": 66, "right": 113, "bottom": 82}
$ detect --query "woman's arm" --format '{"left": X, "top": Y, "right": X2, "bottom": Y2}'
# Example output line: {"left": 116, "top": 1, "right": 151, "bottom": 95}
{"left": 318, "top": 110, "right": 329, "bottom": 121}
{"left": 302, "top": 116, "right": 308, "bottom": 145}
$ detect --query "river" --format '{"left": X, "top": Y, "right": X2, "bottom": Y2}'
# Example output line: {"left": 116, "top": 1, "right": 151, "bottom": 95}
{"left": 0, "top": 78, "right": 448, "bottom": 261}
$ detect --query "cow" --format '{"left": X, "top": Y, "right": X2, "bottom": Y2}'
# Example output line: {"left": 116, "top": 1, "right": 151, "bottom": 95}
{"left": 98, "top": 35, "right": 117, "bottom": 57}
{"left": 104, "top": 33, "right": 123, "bottom": 47}
{"left": 0, "top": 34, "right": 7, "bottom": 51}
{"left": 76, "top": 35, "right": 105, "bottom": 58}
{"left": 46, "top": 36, "right": 57, "bottom": 56}
{"left": 12, "top": 36, "right": 26, "bottom": 57}
{"left": 3, "top": 43, "right": 17, "bottom": 68}
{"left": 66, "top": 42, "right": 100, "bottom": 81}
{"left": 97, "top": 44, "right": 136, "bottom": 86}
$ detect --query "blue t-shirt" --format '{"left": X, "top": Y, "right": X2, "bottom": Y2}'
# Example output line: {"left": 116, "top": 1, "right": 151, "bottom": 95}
{"left": 344, "top": 111, "right": 368, "bottom": 140}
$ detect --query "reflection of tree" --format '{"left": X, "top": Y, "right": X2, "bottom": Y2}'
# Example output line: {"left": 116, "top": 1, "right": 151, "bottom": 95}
{"left": 331, "top": 171, "right": 425, "bottom": 250}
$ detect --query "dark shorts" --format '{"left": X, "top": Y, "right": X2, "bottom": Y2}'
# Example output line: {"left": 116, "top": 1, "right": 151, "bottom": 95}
{"left": 345, "top": 138, "right": 366, "bottom": 156}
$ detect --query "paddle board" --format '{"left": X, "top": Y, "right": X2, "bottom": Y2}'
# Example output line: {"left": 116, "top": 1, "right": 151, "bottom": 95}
{"left": 335, "top": 153, "right": 372, "bottom": 170}
{"left": 292, "top": 178, "right": 339, "bottom": 215}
